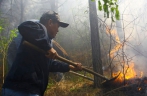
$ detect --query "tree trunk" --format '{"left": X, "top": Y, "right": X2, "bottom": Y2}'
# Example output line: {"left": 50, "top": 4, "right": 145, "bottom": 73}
{"left": 0, "top": 0, "right": 3, "bottom": 6}
{"left": 88, "top": 0, "right": 103, "bottom": 87}
{"left": 20, "top": 0, "right": 24, "bottom": 23}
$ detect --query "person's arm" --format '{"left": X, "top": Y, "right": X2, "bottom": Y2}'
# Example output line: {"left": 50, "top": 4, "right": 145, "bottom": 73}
{"left": 49, "top": 60, "right": 82, "bottom": 72}
{"left": 18, "top": 21, "right": 51, "bottom": 51}
{"left": 69, "top": 63, "right": 82, "bottom": 71}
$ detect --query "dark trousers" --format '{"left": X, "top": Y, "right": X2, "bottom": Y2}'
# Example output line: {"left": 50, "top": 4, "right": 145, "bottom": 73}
{"left": 2, "top": 88, "right": 40, "bottom": 96}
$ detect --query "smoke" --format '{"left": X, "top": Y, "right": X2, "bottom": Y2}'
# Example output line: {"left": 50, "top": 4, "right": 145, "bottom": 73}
{"left": 117, "top": 0, "right": 147, "bottom": 76}
{"left": 1, "top": 0, "right": 147, "bottom": 76}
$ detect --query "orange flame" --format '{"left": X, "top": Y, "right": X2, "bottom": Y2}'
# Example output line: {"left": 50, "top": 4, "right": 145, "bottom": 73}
{"left": 106, "top": 27, "right": 144, "bottom": 82}
{"left": 140, "top": 71, "right": 143, "bottom": 78}
{"left": 113, "top": 63, "right": 137, "bottom": 82}
{"left": 106, "top": 27, "right": 122, "bottom": 58}
{"left": 138, "top": 87, "right": 141, "bottom": 91}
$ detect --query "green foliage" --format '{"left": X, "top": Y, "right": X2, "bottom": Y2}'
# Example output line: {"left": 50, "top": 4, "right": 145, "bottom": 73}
{"left": 98, "top": 1, "right": 102, "bottom": 11}
{"left": 0, "top": 25, "right": 17, "bottom": 79}
{"left": 9, "top": 29, "right": 17, "bottom": 41}
{"left": 47, "top": 79, "right": 55, "bottom": 89}
{"left": 92, "top": 0, "right": 120, "bottom": 21}
{"left": 100, "top": 0, "right": 120, "bottom": 21}
{"left": 0, "top": 28, "right": 17, "bottom": 53}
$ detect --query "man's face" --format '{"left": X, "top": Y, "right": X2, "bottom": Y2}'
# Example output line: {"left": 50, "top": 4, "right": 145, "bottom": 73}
{"left": 46, "top": 20, "right": 59, "bottom": 38}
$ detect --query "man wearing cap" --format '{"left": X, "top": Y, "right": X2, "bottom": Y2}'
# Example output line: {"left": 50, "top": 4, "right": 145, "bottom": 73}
{"left": 2, "top": 11, "right": 82, "bottom": 96}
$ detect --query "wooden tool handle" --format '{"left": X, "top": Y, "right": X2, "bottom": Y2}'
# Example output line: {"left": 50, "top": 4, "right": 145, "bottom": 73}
{"left": 23, "top": 41, "right": 109, "bottom": 80}
{"left": 56, "top": 55, "right": 109, "bottom": 80}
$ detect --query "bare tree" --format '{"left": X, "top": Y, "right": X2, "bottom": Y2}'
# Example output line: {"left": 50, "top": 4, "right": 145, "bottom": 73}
{"left": 20, "top": 0, "right": 24, "bottom": 23}
{"left": 88, "top": 0, "right": 103, "bottom": 87}
{"left": 0, "top": 0, "right": 3, "bottom": 6}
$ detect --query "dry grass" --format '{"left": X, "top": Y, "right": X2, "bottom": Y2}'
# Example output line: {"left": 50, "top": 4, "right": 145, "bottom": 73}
{"left": 44, "top": 72, "right": 127, "bottom": 96}
{"left": 44, "top": 80, "right": 100, "bottom": 96}
{"left": 44, "top": 73, "right": 101, "bottom": 96}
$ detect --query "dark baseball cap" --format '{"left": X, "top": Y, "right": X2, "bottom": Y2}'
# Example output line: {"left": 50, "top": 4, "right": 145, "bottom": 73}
{"left": 40, "top": 11, "right": 69, "bottom": 28}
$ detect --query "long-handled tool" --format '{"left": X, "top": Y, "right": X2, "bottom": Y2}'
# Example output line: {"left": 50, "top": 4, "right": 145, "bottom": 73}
{"left": 23, "top": 41, "right": 120, "bottom": 84}
{"left": 69, "top": 71, "right": 94, "bottom": 81}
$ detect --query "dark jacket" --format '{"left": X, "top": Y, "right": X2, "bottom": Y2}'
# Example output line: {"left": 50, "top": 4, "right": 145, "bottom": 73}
{"left": 2, "top": 21, "right": 70, "bottom": 96}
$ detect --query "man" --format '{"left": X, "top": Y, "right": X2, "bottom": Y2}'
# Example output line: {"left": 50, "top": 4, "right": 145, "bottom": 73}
{"left": 7, "top": 32, "right": 68, "bottom": 82}
{"left": 2, "top": 11, "right": 82, "bottom": 96}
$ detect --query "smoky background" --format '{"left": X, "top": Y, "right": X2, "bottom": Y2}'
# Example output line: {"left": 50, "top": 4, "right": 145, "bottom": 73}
{"left": 1, "top": 0, "right": 147, "bottom": 77}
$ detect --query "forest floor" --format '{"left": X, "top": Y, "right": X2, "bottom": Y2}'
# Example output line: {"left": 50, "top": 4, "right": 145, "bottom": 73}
{"left": 44, "top": 73, "right": 125, "bottom": 96}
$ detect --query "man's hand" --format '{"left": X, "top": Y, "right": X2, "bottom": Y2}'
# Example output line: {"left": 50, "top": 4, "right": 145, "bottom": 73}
{"left": 69, "top": 63, "right": 82, "bottom": 71}
{"left": 45, "top": 48, "right": 58, "bottom": 59}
